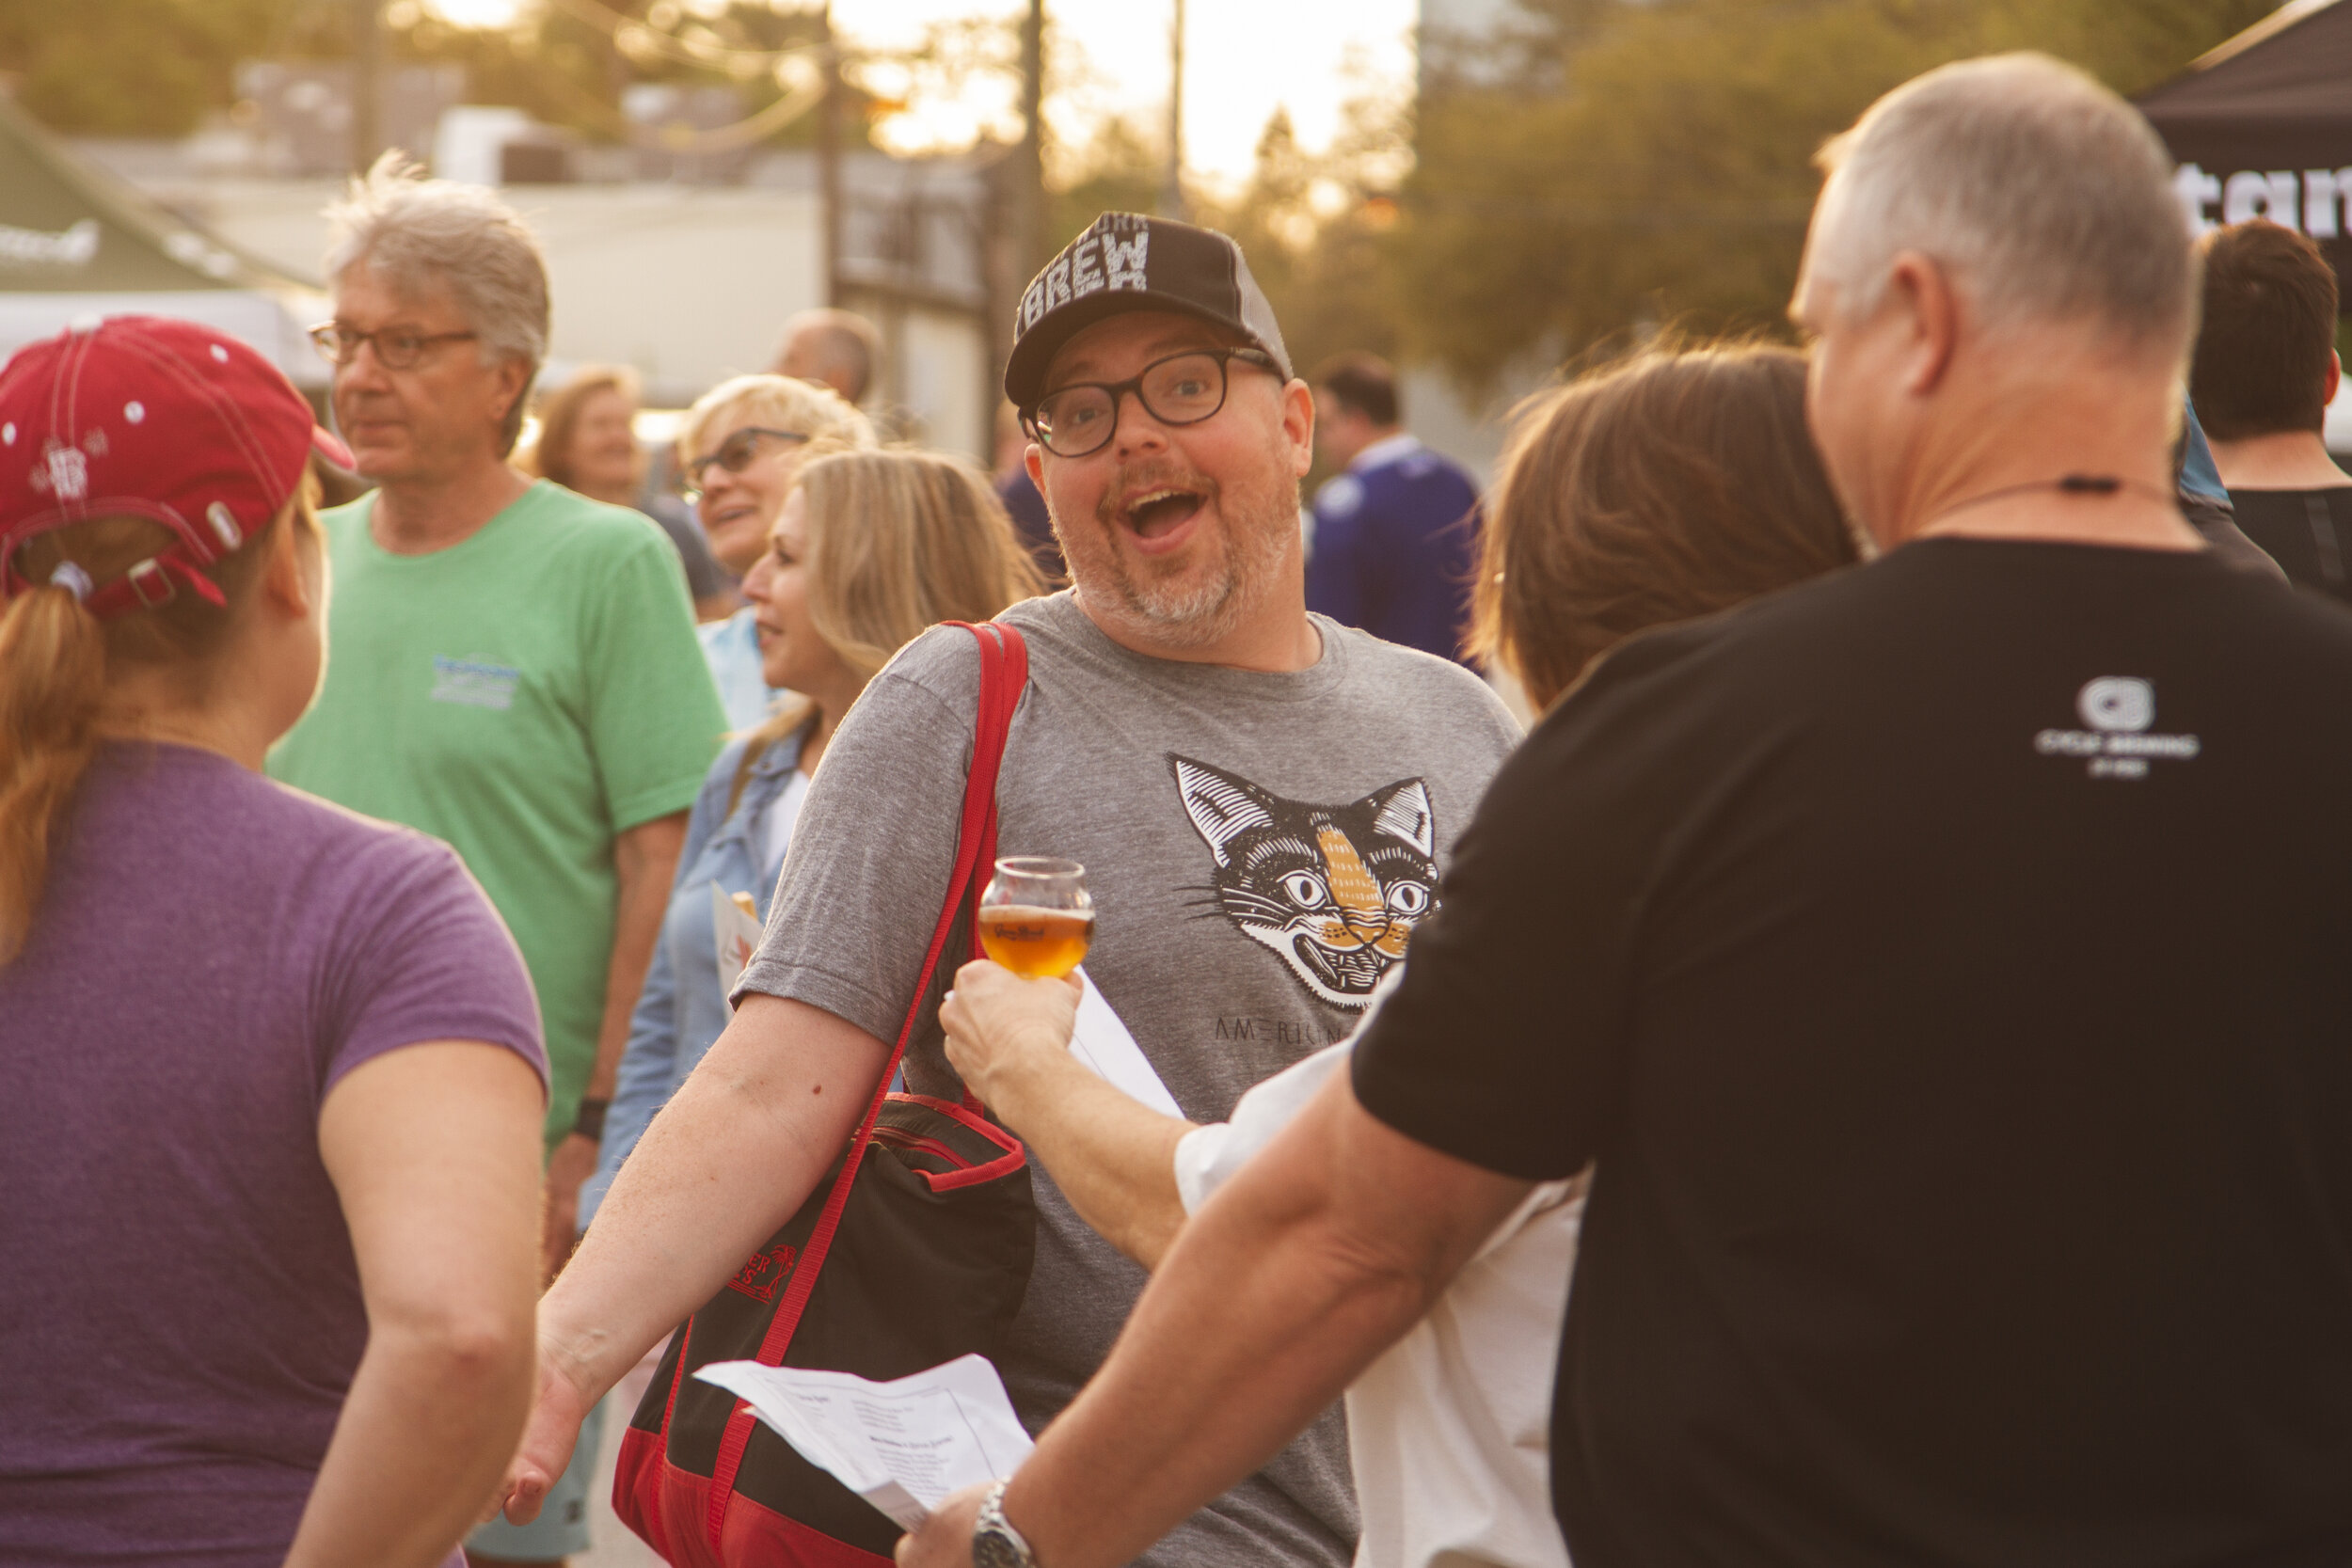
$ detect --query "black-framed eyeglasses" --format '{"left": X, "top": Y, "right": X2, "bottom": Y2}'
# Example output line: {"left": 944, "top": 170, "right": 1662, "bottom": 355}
{"left": 1023, "top": 348, "right": 1279, "bottom": 458}
{"left": 681, "top": 427, "right": 809, "bottom": 499}
{"left": 309, "top": 321, "right": 479, "bottom": 371}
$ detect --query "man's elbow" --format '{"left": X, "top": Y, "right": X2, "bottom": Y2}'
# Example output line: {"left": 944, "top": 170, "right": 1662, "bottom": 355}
{"left": 618, "top": 812, "right": 691, "bottom": 879}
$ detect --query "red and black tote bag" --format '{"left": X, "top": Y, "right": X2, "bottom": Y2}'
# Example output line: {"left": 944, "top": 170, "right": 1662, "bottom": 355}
{"left": 613, "top": 620, "right": 1038, "bottom": 1567}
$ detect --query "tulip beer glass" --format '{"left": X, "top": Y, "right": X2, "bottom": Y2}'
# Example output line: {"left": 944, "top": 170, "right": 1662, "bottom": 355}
{"left": 977, "top": 857, "right": 1094, "bottom": 979}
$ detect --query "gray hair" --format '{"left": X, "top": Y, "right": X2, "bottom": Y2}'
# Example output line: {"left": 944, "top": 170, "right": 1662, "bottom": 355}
{"left": 1809, "top": 55, "right": 2194, "bottom": 361}
{"left": 324, "top": 152, "right": 551, "bottom": 451}
{"left": 677, "top": 372, "right": 877, "bottom": 465}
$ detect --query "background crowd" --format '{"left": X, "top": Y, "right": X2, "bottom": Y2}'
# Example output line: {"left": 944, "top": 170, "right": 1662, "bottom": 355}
{"left": 2, "top": 40, "right": 2351, "bottom": 1568}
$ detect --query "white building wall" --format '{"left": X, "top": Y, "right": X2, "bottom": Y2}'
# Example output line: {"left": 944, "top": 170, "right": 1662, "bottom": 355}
{"left": 893, "top": 303, "right": 991, "bottom": 458}
{"left": 517, "top": 185, "right": 827, "bottom": 401}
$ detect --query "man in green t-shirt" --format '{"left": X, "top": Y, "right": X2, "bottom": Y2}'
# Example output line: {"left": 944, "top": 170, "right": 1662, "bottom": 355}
{"left": 267, "top": 159, "right": 724, "bottom": 1567}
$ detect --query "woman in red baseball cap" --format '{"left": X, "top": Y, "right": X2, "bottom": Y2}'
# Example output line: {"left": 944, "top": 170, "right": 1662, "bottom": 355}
{"left": 0, "top": 316, "right": 548, "bottom": 1568}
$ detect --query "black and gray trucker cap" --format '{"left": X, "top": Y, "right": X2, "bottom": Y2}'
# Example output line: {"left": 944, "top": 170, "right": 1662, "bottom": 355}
{"left": 1003, "top": 213, "right": 1294, "bottom": 409}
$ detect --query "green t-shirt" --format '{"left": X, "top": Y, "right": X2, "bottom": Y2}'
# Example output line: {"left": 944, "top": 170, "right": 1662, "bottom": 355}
{"left": 269, "top": 481, "right": 727, "bottom": 1150}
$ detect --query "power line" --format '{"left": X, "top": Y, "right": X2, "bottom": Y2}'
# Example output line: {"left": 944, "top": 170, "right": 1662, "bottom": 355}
{"left": 506, "top": 0, "right": 834, "bottom": 152}
{"left": 537, "top": 0, "right": 821, "bottom": 76}
{"left": 531, "top": 49, "right": 830, "bottom": 152}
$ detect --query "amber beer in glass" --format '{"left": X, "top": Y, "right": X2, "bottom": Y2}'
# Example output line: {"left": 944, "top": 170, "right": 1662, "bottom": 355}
{"left": 977, "top": 857, "right": 1094, "bottom": 979}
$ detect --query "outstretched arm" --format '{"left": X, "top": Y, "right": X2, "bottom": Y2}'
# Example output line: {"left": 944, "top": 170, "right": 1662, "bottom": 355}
{"left": 897, "top": 1064, "right": 1531, "bottom": 1568}
{"left": 941, "top": 960, "right": 1196, "bottom": 1269}
{"left": 497, "top": 992, "right": 888, "bottom": 1523}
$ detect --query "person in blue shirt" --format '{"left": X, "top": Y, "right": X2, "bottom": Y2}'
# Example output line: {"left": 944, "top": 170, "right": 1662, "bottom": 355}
{"left": 1303, "top": 353, "right": 1483, "bottom": 663}
{"left": 580, "top": 448, "right": 1044, "bottom": 1228}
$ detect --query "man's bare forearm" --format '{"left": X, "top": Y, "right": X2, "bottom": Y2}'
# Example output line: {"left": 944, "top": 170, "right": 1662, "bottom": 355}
{"left": 544, "top": 811, "right": 690, "bottom": 1275}
{"left": 993, "top": 1073, "right": 1533, "bottom": 1568}
{"left": 983, "top": 1046, "right": 1193, "bottom": 1269}
{"left": 539, "top": 994, "right": 887, "bottom": 1399}
{"left": 590, "top": 812, "right": 688, "bottom": 1101}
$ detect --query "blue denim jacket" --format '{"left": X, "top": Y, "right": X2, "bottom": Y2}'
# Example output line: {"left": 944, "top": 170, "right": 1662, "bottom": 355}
{"left": 580, "top": 727, "right": 803, "bottom": 1227}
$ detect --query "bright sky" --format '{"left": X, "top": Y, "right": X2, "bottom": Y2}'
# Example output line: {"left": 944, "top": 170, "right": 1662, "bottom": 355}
{"left": 421, "top": 0, "right": 1419, "bottom": 187}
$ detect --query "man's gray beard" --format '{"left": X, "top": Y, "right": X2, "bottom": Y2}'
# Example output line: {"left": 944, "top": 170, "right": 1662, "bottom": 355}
{"left": 1071, "top": 477, "right": 1298, "bottom": 650}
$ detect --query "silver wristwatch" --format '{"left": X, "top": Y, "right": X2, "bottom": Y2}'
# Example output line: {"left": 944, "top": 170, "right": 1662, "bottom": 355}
{"left": 971, "top": 1478, "right": 1039, "bottom": 1568}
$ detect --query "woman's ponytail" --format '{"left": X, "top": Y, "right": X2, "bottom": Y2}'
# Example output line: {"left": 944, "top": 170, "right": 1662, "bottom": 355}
{"left": 0, "top": 579, "right": 106, "bottom": 963}
{"left": 0, "top": 486, "right": 312, "bottom": 964}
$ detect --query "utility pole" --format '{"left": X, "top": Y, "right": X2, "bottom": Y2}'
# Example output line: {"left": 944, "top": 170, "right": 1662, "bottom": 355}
{"left": 1017, "top": 0, "right": 1048, "bottom": 275}
{"left": 350, "top": 0, "right": 382, "bottom": 174}
{"left": 1160, "top": 0, "right": 1184, "bottom": 219}
{"left": 818, "top": 2, "right": 843, "bottom": 308}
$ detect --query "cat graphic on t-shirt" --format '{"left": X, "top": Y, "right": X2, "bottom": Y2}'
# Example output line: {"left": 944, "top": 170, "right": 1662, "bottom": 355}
{"left": 1170, "top": 754, "right": 1438, "bottom": 1008}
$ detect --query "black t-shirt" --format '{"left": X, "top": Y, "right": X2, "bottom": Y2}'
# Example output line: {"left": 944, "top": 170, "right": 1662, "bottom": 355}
{"left": 1354, "top": 537, "right": 2352, "bottom": 1568}
{"left": 2227, "top": 486, "right": 2352, "bottom": 604}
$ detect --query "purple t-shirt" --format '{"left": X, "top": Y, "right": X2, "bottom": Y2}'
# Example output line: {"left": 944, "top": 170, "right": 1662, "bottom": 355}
{"left": 0, "top": 742, "right": 546, "bottom": 1565}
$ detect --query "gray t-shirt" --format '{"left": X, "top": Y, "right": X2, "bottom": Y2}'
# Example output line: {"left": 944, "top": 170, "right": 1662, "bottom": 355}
{"left": 739, "top": 590, "right": 1520, "bottom": 1567}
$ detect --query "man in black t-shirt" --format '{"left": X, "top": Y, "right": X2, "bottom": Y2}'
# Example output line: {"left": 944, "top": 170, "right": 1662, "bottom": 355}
{"left": 897, "top": 54, "right": 2352, "bottom": 1568}
{"left": 2191, "top": 219, "right": 2352, "bottom": 601}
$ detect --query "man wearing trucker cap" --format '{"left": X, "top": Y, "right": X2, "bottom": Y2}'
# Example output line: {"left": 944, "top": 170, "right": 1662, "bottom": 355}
{"left": 499, "top": 214, "right": 1522, "bottom": 1564}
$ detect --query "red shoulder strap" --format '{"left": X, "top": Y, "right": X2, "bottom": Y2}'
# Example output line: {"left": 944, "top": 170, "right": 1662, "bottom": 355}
{"left": 706, "top": 620, "right": 1027, "bottom": 1546}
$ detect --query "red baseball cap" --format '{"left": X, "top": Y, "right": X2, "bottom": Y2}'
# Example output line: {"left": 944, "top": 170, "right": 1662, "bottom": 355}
{"left": 0, "top": 314, "right": 353, "bottom": 619}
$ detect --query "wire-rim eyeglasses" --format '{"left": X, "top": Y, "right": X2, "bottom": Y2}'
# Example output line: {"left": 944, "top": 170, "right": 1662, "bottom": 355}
{"left": 308, "top": 322, "right": 479, "bottom": 371}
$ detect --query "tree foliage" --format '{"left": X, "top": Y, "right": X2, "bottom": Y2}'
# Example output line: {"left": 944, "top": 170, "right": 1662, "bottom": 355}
{"left": 0, "top": 0, "right": 857, "bottom": 147}
{"left": 1197, "top": 102, "right": 1409, "bottom": 374}
{"left": 0, "top": 0, "right": 292, "bottom": 136}
{"left": 1392, "top": 0, "right": 2280, "bottom": 389}
{"left": 389, "top": 2, "right": 846, "bottom": 149}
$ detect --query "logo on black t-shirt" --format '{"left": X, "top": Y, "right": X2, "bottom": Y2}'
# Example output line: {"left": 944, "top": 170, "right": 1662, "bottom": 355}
{"left": 1170, "top": 755, "right": 1438, "bottom": 1008}
{"left": 2034, "top": 676, "right": 2201, "bottom": 780}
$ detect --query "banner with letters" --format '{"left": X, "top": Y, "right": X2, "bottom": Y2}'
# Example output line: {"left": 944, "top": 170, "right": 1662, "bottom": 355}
{"left": 2137, "top": 1, "right": 2352, "bottom": 302}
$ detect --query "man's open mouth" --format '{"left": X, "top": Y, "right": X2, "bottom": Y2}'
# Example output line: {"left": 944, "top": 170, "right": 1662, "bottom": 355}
{"left": 1120, "top": 486, "right": 1206, "bottom": 540}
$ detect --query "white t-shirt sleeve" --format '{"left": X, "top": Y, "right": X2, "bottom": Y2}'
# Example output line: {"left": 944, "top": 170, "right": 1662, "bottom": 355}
{"left": 1172, "top": 1041, "right": 1353, "bottom": 1214}
{"left": 756, "top": 768, "right": 811, "bottom": 884}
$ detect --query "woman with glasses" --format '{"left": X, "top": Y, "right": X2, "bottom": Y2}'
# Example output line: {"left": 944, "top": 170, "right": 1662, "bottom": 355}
{"left": 579, "top": 449, "right": 1045, "bottom": 1234}
{"left": 676, "top": 373, "right": 876, "bottom": 730}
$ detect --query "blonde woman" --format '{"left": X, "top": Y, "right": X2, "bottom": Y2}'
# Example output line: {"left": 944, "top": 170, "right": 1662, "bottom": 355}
{"left": 678, "top": 372, "right": 877, "bottom": 728}
{"left": 579, "top": 449, "right": 1045, "bottom": 1227}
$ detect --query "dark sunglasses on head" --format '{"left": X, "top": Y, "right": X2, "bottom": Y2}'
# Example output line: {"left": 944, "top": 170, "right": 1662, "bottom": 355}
{"left": 681, "top": 427, "right": 809, "bottom": 496}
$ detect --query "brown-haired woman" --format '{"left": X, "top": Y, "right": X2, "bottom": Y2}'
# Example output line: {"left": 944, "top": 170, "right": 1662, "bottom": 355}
{"left": 0, "top": 319, "right": 548, "bottom": 1565}
{"left": 523, "top": 364, "right": 734, "bottom": 620}
{"left": 578, "top": 447, "right": 1046, "bottom": 1229}
{"left": 1471, "top": 341, "right": 1860, "bottom": 711}
{"left": 921, "top": 341, "right": 1859, "bottom": 1568}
